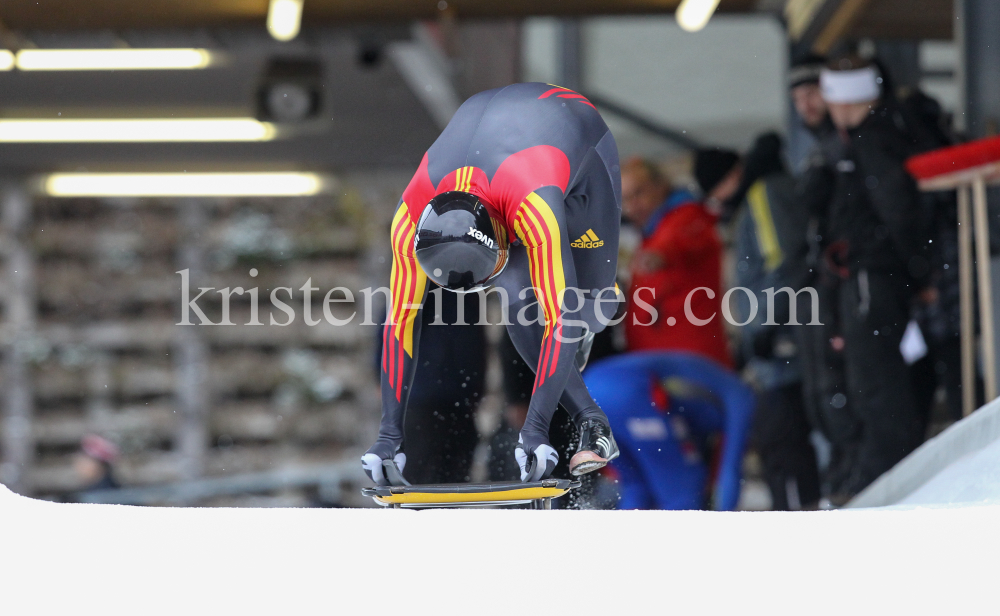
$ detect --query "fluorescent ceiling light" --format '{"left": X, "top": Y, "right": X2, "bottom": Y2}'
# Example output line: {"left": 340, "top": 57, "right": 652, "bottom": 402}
{"left": 268, "top": 0, "right": 304, "bottom": 42}
{"left": 0, "top": 50, "right": 14, "bottom": 71}
{"left": 676, "top": 0, "right": 722, "bottom": 32}
{"left": 0, "top": 118, "right": 276, "bottom": 142}
{"left": 43, "top": 173, "right": 327, "bottom": 197}
{"left": 15, "top": 48, "right": 215, "bottom": 71}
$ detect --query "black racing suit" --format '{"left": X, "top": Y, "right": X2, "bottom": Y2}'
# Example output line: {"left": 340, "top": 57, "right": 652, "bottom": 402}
{"left": 368, "top": 83, "right": 623, "bottom": 464}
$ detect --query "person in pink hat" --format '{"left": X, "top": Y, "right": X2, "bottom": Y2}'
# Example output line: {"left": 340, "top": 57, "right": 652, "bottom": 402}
{"left": 74, "top": 434, "right": 121, "bottom": 494}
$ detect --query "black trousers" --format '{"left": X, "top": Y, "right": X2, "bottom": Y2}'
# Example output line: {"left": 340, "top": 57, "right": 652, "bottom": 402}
{"left": 910, "top": 335, "right": 971, "bottom": 424}
{"left": 753, "top": 382, "right": 821, "bottom": 510}
{"left": 796, "top": 281, "right": 861, "bottom": 492}
{"left": 839, "top": 270, "right": 925, "bottom": 493}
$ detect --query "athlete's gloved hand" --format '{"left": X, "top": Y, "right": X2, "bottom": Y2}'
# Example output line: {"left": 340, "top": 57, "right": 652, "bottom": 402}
{"left": 361, "top": 440, "right": 407, "bottom": 486}
{"left": 515, "top": 435, "right": 558, "bottom": 482}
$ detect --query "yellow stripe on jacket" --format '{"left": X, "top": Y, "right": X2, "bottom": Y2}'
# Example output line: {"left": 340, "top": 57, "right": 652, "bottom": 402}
{"left": 747, "top": 180, "right": 783, "bottom": 272}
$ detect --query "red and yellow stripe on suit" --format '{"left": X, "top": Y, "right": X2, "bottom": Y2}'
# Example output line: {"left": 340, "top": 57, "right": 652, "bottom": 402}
{"left": 384, "top": 203, "right": 428, "bottom": 401}
{"left": 513, "top": 191, "right": 566, "bottom": 392}
{"left": 453, "top": 166, "right": 475, "bottom": 193}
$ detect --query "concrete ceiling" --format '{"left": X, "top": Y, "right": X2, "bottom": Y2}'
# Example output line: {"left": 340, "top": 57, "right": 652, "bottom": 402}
{"left": 0, "top": 1, "right": 760, "bottom": 31}
{"left": 0, "top": 32, "right": 443, "bottom": 173}
{"left": 0, "top": 0, "right": 955, "bottom": 174}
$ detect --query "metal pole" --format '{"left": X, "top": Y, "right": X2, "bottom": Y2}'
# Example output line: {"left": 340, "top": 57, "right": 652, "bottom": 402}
{"left": 0, "top": 183, "right": 35, "bottom": 494}
{"left": 972, "top": 175, "right": 997, "bottom": 402}
{"left": 559, "top": 19, "right": 582, "bottom": 92}
{"left": 960, "top": 0, "right": 1000, "bottom": 137}
{"left": 959, "top": 184, "right": 976, "bottom": 416}
{"left": 174, "top": 199, "right": 210, "bottom": 482}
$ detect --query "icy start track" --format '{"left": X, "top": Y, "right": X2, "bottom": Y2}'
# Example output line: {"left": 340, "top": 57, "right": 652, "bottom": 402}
{"left": 1, "top": 485, "right": 997, "bottom": 615}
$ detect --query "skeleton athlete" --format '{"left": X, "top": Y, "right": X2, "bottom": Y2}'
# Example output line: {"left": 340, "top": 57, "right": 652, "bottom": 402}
{"left": 363, "top": 82, "right": 624, "bottom": 484}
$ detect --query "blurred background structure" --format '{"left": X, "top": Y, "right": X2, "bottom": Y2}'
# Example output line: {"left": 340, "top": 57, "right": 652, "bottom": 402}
{"left": 0, "top": 0, "right": 994, "bottom": 508}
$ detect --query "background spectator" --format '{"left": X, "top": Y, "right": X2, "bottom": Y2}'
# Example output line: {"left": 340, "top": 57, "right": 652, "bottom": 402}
{"left": 729, "top": 133, "right": 820, "bottom": 510}
{"left": 622, "top": 157, "right": 731, "bottom": 367}
{"left": 819, "top": 55, "right": 931, "bottom": 500}
{"left": 790, "top": 53, "right": 863, "bottom": 498}
{"left": 73, "top": 434, "right": 120, "bottom": 497}
{"left": 790, "top": 54, "right": 836, "bottom": 142}
{"left": 585, "top": 352, "right": 755, "bottom": 510}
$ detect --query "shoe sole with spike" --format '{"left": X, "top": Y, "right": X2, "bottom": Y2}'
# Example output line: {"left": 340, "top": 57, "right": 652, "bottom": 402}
{"left": 569, "top": 450, "right": 619, "bottom": 476}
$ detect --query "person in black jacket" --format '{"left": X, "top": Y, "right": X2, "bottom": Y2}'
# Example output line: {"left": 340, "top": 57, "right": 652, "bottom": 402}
{"left": 818, "top": 56, "right": 932, "bottom": 499}
{"left": 791, "top": 55, "right": 861, "bottom": 499}
{"left": 729, "top": 133, "right": 820, "bottom": 510}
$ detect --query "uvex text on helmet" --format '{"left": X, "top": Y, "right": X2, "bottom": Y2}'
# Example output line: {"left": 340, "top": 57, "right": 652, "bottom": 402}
{"left": 414, "top": 191, "right": 508, "bottom": 292}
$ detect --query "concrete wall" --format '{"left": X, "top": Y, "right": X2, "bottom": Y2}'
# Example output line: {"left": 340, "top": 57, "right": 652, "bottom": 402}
{"left": 523, "top": 15, "right": 788, "bottom": 159}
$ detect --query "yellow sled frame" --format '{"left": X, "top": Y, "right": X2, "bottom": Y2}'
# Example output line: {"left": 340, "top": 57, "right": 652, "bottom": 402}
{"left": 362, "top": 478, "right": 581, "bottom": 509}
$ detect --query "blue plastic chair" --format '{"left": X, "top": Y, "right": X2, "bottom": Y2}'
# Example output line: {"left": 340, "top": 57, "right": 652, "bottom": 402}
{"left": 584, "top": 351, "right": 756, "bottom": 510}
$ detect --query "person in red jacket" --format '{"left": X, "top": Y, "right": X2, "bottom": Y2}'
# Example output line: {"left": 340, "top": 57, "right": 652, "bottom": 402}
{"left": 621, "top": 157, "right": 732, "bottom": 367}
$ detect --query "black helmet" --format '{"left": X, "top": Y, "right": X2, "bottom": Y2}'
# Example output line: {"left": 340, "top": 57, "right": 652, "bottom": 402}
{"left": 414, "top": 191, "right": 508, "bottom": 292}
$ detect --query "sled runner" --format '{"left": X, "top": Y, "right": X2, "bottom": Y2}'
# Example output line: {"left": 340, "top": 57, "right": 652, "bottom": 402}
{"left": 362, "top": 460, "right": 579, "bottom": 508}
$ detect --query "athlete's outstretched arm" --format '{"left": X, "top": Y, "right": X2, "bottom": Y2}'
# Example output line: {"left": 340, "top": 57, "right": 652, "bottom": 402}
{"left": 367, "top": 204, "right": 429, "bottom": 464}
{"left": 512, "top": 186, "right": 588, "bottom": 454}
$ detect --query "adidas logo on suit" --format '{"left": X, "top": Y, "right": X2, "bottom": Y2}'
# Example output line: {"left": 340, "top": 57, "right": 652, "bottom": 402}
{"left": 571, "top": 229, "right": 604, "bottom": 249}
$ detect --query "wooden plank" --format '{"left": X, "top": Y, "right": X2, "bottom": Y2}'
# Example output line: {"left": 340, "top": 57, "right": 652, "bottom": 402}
{"left": 785, "top": 0, "right": 829, "bottom": 41}
{"left": 32, "top": 403, "right": 178, "bottom": 444}
{"left": 813, "top": 0, "right": 870, "bottom": 54}
{"left": 31, "top": 210, "right": 362, "bottom": 259}
{"left": 32, "top": 216, "right": 179, "bottom": 259}
{"left": 32, "top": 399, "right": 366, "bottom": 446}
{"left": 211, "top": 402, "right": 363, "bottom": 442}
{"left": 972, "top": 175, "right": 997, "bottom": 402}
{"left": 30, "top": 351, "right": 366, "bottom": 401}
{"left": 34, "top": 261, "right": 364, "bottom": 309}
{"left": 917, "top": 161, "right": 1000, "bottom": 192}
{"left": 28, "top": 319, "right": 366, "bottom": 350}
{"left": 958, "top": 185, "right": 976, "bottom": 417}
{"left": 29, "top": 450, "right": 182, "bottom": 492}
{"left": 210, "top": 353, "right": 364, "bottom": 396}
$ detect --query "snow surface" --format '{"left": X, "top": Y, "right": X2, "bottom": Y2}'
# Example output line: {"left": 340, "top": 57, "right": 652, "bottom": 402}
{"left": 2, "top": 484, "right": 998, "bottom": 615}
{"left": 901, "top": 436, "right": 1000, "bottom": 506}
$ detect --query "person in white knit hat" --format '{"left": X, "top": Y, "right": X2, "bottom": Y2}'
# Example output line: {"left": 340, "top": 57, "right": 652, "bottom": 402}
{"left": 820, "top": 55, "right": 884, "bottom": 132}
{"left": 816, "top": 55, "right": 931, "bottom": 503}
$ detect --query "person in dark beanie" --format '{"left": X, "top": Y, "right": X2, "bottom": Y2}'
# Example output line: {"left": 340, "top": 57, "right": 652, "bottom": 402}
{"left": 819, "top": 55, "right": 931, "bottom": 501}
{"left": 789, "top": 54, "right": 835, "bottom": 137}
{"left": 790, "top": 53, "right": 862, "bottom": 500}
{"left": 694, "top": 148, "right": 742, "bottom": 218}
